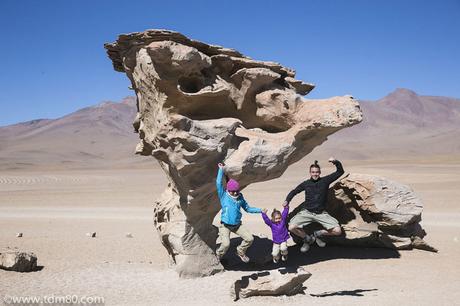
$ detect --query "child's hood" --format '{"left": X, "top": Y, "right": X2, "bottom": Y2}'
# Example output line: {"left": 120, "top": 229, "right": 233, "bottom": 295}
{"left": 226, "top": 191, "right": 244, "bottom": 201}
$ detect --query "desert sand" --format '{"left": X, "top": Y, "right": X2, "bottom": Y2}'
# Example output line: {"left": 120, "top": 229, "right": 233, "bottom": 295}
{"left": 1, "top": 157, "right": 460, "bottom": 305}
{"left": 1, "top": 89, "right": 459, "bottom": 304}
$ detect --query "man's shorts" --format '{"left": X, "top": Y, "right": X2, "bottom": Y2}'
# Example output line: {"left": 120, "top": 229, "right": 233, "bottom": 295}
{"left": 289, "top": 209, "right": 339, "bottom": 230}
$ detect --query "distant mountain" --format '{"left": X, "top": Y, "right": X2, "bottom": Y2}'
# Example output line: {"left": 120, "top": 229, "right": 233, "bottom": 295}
{"left": 1, "top": 89, "right": 459, "bottom": 170}
{"left": 0, "top": 97, "right": 150, "bottom": 170}
{"left": 310, "top": 88, "right": 460, "bottom": 160}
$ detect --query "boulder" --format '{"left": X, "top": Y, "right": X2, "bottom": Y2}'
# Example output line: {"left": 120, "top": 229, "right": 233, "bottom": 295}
{"left": 231, "top": 268, "right": 312, "bottom": 300}
{"left": 104, "top": 29, "right": 363, "bottom": 277}
{"left": 0, "top": 251, "right": 38, "bottom": 272}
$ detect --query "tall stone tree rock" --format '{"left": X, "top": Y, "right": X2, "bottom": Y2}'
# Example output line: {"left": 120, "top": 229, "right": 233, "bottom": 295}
{"left": 105, "top": 29, "right": 362, "bottom": 277}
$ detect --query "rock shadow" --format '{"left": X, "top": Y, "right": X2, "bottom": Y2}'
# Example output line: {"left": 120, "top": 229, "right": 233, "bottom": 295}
{"left": 220, "top": 236, "right": 400, "bottom": 272}
{"left": 1, "top": 265, "right": 44, "bottom": 273}
{"left": 31, "top": 265, "right": 44, "bottom": 272}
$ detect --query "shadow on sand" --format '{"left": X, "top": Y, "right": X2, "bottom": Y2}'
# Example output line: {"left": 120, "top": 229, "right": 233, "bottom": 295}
{"left": 2, "top": 265, "right": 44, "bottom": 273}
{"left": 220, "top": 236, "right": 400, "bottom": 273}
{"left": 310, "top": 288, "right": 378, "bottom": 297}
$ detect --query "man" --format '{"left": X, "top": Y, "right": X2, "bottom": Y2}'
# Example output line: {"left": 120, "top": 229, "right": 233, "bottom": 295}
{"left": 283, "top": 157, "right": 344, "bottom": 253}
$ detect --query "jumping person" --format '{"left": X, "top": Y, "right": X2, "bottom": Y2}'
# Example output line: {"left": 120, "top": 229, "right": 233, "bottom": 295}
{"left": 215, "top": 163, "right": 263, "bottom": 263}
{"left": 284, "top": 157, "right": 344, "bottom": 253}
{"left": 261, "top": 203, "right": 290, "bottom": 263}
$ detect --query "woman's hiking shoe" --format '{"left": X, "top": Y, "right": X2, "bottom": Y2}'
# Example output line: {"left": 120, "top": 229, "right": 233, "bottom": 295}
{"left": 237, "top": 251, "right": 250, "bottom": 263}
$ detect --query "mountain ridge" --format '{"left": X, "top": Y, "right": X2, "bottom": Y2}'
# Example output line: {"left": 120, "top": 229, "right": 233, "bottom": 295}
{"left": 1, "top": 90, "right": 459, "bottom": 169}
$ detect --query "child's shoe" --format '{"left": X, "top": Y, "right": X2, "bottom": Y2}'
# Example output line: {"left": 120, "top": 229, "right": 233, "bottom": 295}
{"left": 237, "top": 251, "right": 250, "bottom": 263}
{"left": 281, "top": 254, "right": 288, "bottom": 261}
{"left": 273, "top": 255, "right": 280, "bottom": 263}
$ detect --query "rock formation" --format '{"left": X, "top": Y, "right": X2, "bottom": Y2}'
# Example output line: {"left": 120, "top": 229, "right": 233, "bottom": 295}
{"left": 231, "top": 268, "right": 312, "bottom": 300}
{"left": 105, "top": 29, "right": 363, "bottom": 277}
{"left": 86, "top": 232, "right": 96, "bottom": 238}
{"left": 0, "top": 250, "right": 38, "bottom": 272}
{"left": 290, "top": 173, "right": 436, "bottom": 251}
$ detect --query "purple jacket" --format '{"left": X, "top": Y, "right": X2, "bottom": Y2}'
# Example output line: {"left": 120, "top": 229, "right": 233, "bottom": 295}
{"left": 262, "top": 206, "right": 290, "bottom": 244}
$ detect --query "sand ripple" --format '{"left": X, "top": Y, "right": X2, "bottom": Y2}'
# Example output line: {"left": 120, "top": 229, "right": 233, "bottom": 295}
{"left": 0, "top": 174, "right": 123, "bottom": 186}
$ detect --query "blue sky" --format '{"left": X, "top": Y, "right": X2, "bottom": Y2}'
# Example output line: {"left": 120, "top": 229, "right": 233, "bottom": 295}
{"left": 1, "top": 0, "right": 459, "bottom": 126}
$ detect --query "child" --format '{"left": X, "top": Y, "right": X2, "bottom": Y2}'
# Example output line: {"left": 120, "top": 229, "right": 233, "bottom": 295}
{"left": 262, "top": 203, "right": 290, "bottom": 263}
{"left": 216, "top": 163, "right": 263, "bottom": 263}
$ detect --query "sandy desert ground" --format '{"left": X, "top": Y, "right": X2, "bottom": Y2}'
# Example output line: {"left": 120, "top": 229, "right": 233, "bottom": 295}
{"left": 1, "top": 158, "right": 460, "bottom": 306}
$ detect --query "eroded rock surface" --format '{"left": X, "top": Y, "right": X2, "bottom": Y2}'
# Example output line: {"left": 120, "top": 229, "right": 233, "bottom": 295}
{"left": 105, "top": 29, "right": 362, "bottom": 277}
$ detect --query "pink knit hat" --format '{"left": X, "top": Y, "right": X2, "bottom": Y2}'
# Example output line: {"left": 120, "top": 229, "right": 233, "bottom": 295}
{"left": 226, "top": 179, "right": 240, "bottom": 192}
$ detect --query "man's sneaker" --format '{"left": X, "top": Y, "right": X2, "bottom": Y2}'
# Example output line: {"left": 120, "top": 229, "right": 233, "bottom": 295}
{"left": 300, "top": 240, "right": 310, "bottom": 253}
{"left": 281, "top": 254, "right": 288, "bottom": 261}
{"left": 315, "top": 236, "right": 326, "bottom": 247}
{"left": 313, "top": 232, "right": 327, "bottom": 247}
{"left": 237, "top": 251, "right": 250, "bottom": 263}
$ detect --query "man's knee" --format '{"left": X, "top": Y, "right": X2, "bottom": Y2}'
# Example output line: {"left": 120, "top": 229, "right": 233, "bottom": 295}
{"left": 330, "top": 226, "right": 342, "bottom": 236}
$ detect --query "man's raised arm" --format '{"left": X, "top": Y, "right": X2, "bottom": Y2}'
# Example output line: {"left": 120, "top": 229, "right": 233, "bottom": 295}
{"left": 323, "top": 157, "right": 344, "bottom": 184}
